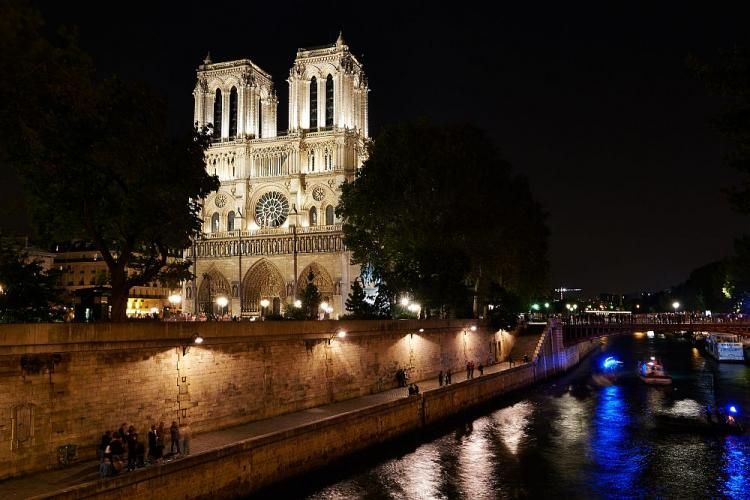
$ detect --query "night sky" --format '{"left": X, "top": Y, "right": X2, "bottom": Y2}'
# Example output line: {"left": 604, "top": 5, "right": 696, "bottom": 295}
{"left": 9, "top": 1, "right": 750, "bottom": 295}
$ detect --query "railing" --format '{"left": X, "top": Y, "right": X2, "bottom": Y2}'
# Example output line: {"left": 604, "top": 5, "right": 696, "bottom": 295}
{"left": 199, "top": 224, "right": 342, "bottom": 240}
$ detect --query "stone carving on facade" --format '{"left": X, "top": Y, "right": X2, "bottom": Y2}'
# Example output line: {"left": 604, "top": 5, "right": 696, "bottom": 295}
{"left": 340, "top": 54, "right": 354, "bottom": 74}
{"left": 293, "top": 62, "right": 305, "bottom": 77}
{"left": 195, "top": 76, "right": 209, "bottom": 93}
{"left": 214, "top": 193, "right": 227, "bottom": 208}
{"left": 327, "top": 179, "right": 337, "bottom": 189}
{"left": 312, "top": 186, "right": 326, "bottom": 201}
{"left": 242, "top": 259, "right": 287, "bottom": 312}
{"left": 241, "top": 69, "right": 256, "bottom": 87}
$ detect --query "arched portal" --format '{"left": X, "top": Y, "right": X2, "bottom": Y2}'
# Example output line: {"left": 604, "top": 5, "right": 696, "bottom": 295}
{"left": 198, "top": 268, "right": 231, "bottom": 316}
{"left": 297, "top": 262, "right": 334, "bottom": 302}
{"left": 242, "top": 259, "right": 287, "bottom": 314}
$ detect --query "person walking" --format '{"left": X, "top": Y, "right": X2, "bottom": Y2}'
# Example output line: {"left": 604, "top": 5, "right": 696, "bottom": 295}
{"left": 466, "top": 361, "right": 471, "bottom": 380}
{"left": 98, "top": 430, "right": 112, "bottom": 462}
{"left": 126, "top": 427, "right": 138, "bottom": 471}
{"left": 438, "top": 370, "right": 444, "bottom": 387}
{"left": 508, "top": 354, "right": 514, "bottom": 367}
{"left": 147, "top": 425, "right": 161, "bottom": 463}
{"left": 446, "top": 368, "right": 452, "bottom": 384}
{"left": 170, "top": 421, "right": 181, "bottom": 456}
{"left": 180, "top": 423, "right": 191, "bottom": 456}
{"left": 478, "top": 363, "right": 484, "bottom": 376}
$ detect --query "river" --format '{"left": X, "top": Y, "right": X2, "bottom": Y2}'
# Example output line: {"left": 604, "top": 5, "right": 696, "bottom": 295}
{"left": 256, "top": 333, "right": 750, "bottom": 499}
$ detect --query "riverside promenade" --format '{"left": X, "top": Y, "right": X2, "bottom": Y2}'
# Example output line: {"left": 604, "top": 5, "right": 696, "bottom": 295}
{"left": 0, "top": 361, "right": 516, "bottom": 499}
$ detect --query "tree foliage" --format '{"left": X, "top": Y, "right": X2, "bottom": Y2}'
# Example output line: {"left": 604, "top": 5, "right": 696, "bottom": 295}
{"left": 337, "top": 120, "right": 549, "bottom": 317}
{"left": 0, "top": 1, "right": 219, "bottom": 321}
{"left": 0, "top": 242, "right": 62, "bottom": 323}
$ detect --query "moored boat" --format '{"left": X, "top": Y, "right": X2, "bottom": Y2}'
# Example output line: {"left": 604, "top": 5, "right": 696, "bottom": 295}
{"left": 639, "top": 357, "right": 672, "bottom": 385}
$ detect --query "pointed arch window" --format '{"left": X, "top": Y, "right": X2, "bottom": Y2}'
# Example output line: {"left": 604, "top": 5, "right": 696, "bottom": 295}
{"left": 310, "top": 206, "right": 318, "bottom": 226}
{"left": 325, "top": 75, "right": 334, "bottom": 127}
{"left": 227, "top": 211, "right": 236, "bottom": 232}
{"left": 309, "top": 150, "right": 315, "bottom": 172}
{"left": 258, "top": 97, "right": 263, "bottom": 139}
{"left": 325, "top": 205, "right": 334, "bottom": 225}
{"left": 211, "top": 212, "right": 220, "bottom": 233}
{"left": 213, "top": 89, "right": 222, "bottom": 138}
{"left": 324, "top": 149, "right": 333, "bottom": 171}
{"left": 229, "top": 87, "right": 238, "bottom": 138}
{"left": 309, "top": 76, "right": 318, "bottom": 129}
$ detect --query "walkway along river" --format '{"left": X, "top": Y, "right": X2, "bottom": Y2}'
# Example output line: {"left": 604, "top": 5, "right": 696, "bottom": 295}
{"left": 259, "top": 333, "right": 750, "bottom": 499}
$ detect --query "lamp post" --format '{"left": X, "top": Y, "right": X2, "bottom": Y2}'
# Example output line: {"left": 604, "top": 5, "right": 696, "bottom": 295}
{"left": 168, "top": 293, "right": 182, "bottom": 318}
{"left": 216, "top": 296, "right": 228, "bottom": 319}
{"left": 328, "top": 329, "right": 347, "bottom": 345}
{"left": 202, "top": 272, "right": 213, "bottom": 319}
{"left": 181, "top": 333, "right": 204, "bottom": 356}
{"left": 260, "top": 298, "right": 270, "bottom": 321}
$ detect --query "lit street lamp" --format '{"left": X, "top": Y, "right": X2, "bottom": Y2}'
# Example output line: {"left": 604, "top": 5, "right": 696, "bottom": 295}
{"left": 260, "top": 298, "right": 270, "bottom": 321}
{"left": 216, "top": 296, "right": 228, "bottom": 318}
{"left": 168, "top": 293, "right": 182, "bottom": 318}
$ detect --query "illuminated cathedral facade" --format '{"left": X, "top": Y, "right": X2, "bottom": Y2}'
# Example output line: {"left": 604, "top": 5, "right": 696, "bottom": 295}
{"left": 182, "top": 33, "right": 369, "bottom": 318}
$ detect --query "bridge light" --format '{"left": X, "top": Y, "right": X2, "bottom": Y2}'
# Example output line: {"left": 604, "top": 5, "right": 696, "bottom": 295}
{"left": 672, "top": 301, "right": 680, "bottom": 311}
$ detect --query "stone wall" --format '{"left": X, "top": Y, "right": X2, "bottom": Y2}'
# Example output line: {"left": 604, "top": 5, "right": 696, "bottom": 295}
{"left": 38, "top": 332, "right": 599, "bottom": 499}
{"left": 0, "top": 320, "right": 499, "bottom": 480}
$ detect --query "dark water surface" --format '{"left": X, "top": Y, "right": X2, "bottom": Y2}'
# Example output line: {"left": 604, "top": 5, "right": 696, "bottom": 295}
{"left": 257, "top": 334, "right": 750, "bottom": 499}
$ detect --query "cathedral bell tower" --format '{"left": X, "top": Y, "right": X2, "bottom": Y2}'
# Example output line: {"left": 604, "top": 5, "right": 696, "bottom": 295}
{"left": 287, "top": 32, "right": 369, "bottom": 137}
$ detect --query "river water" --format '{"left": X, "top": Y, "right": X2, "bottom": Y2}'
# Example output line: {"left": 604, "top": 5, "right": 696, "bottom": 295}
{"left": 258, "top": 333, "right": 750, "bottom": 499}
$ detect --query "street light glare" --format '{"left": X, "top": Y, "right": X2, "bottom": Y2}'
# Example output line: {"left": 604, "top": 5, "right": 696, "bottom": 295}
{"left": 400, "top": 297, "right": 410, "bottom": 306}
{"left": 260, "top": 298, "right": 270, "bottom": 308}
{"left": 672, "top": 301, "right": 680, "bottom": 310}
{"left": 319, "top": 301, "right": 329, "bottom": 310}
{"left": 294, "top": 299, "right": 302, "bottom": 308}
{"left": 470, "top": 326, "right": 477, "bottom": 332}
{"left": 194, "top": 334, "right": 204, "bottom": 344}
{"left": 337, "top": 330, "right": 347, "bottom": 338}
{"left": 216, "top": 296, "right": 228, "bottom": 308}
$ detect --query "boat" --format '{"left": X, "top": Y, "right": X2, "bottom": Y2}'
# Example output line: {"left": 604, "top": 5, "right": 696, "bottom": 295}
{"left": 592, "top": 356, "right": 624, "bottom": 386}
{"left": 704, "top": 333, "right": 745, "bottom": 363}
{"left": 638, "top": 357, "right": 672, "bottom": 385}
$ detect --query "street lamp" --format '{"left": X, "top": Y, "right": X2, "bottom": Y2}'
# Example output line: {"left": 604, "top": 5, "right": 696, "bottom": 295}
{"left": 328, "top": 329, "right": 347, "bottom": 345}
{"left": 182, "top": 333, "right": 204, "bottom": 356}
{"left": 672, "top": 301, "right": 680, "bottom": 311}
{"left": 216, "top": 296, "right": 228, "bottom": 318}
{"left": 260, "top": 298, "right": 270, "bottom": 321}
{"left": 294, "top": 299, "right": 302, "bottom": 308}
{"left": 168, "top": 293, "right": 182, "bottom": 318}
{"left": 400, "top": 296, "right": 410, "bottom": 307}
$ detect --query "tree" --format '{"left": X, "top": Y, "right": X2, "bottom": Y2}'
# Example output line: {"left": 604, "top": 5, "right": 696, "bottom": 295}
{"left": 0, "top": 2, "right": 220, "bottom": 321}
{"left": 0, "top": 242, "right": 62, "bottom": 323}
{"left": 344, "top": 278, "right": 372, "bottom": 318}
{"left": 337, "top": 120, "right": 549, "bottom": 317}
{"left": 300, "top": 270, "right": 322, "bottom": 320}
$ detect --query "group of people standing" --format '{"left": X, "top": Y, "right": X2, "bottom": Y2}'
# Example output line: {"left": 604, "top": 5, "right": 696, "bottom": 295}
{"left": 98, "top": 421, "right": 191, "bottom": 477}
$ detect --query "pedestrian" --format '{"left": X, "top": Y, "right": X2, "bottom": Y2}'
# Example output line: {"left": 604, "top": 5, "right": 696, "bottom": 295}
{"left": 413, "top": 383, "right": 420, "bottom": 395}
{"left": 446, "top": 368, "right": 452, "bottom": 384}
{"left": 148, "top": 425, "right": 161, "bottom": 463}
{"left": 470, "top": 361, "right": 475, "bottom": 378}
{"left": 99, "top": 457, "right": 112, "bottom": 478}
{"left": 438, "top": 370, "right": 444, "bottom": 387}
{"left": 180, "top": 423, "right": 191, "bottom": 456}
{"left": 118, "top": 423, "right": 127, "bottom": 441}
{"left": 408, "top": 384, "right": 415, "bottom": 396}
{"left": 466, "top": 361, "right": 471, "bottom": 380}
{"left": 170, "top": 421, "right": 181, "bottom": 456}
{"left": 98, "top": 430, "right": 112, "bottom": 462}
{"left": 126, "top": 427, "right": 138, "bottom": 471}
{"left": 508, "top": 354, "right": 514, "bottom": 367}
{"left": 157, "top": 421, "right": 166, "bottom": 458}
{"left": 478, "top": 363, "right": 484, "bottom": 376}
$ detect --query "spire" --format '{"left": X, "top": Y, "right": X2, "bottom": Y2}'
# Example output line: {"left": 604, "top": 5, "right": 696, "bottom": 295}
{"left": 203, "top": 51, "right": 212, "bottom": 65}
{"left": 336, "top": 31, "right": 345, "bottom": 47}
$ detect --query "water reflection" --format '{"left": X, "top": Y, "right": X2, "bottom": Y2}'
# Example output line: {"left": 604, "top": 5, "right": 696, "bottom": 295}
{"left": 262, "top": 334, "right": 749, "bottom": 499}
{"left": 723, "top": 436, "right": 750, "bottom": 499}
{"left": 591, "top": 385, "right": 646, "bottom": 498}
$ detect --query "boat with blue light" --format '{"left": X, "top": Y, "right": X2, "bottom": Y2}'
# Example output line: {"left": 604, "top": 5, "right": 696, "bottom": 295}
{"left": 638, "top": 357, "right": 672, "bottom": 385}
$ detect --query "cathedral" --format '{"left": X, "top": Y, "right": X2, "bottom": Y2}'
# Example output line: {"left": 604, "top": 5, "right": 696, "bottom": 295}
{"left": 182, "top": 34, "right": 369, "bottom": 318}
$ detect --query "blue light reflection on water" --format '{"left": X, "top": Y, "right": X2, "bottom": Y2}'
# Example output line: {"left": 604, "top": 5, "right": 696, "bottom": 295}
{"left": 723, "top": 436, "right": 750, "bottom": 499}
{"left": 590, "top": 384, "right": 646, "bottom": 498}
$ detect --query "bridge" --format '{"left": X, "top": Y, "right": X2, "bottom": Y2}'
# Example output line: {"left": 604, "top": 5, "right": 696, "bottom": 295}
{"left": 559, "top": 315, "right": 750, "bottom": 346}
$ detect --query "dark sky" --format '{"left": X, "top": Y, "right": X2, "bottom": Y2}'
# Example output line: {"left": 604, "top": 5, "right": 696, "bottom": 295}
{"left": 16, "top": 1, "right": 750, "bottom": 294}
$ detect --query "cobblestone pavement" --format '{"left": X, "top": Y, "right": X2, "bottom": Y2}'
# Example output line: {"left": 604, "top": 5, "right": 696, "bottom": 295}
{"left": 0, "top": 361, "right": 519, "bottom": 498}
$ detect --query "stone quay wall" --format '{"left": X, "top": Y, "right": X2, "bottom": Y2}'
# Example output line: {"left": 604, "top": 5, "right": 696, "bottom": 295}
{"left": 0, "top": 320, "right": 500, "bottom": 480}
{"left": 39, "top": 332, "right": 599, "bottom": 499}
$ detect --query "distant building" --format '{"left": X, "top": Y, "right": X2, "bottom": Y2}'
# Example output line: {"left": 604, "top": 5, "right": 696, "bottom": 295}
{"left": 52, "top": 242, "right": 179, "bottom": 317}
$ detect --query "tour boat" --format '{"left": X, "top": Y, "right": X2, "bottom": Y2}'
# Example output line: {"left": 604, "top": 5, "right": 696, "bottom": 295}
{"left": 638, "top": 357, "right": 672, "bottom": 385}
{"left": 704, "top": 333, "right": 746, "bottom": 363}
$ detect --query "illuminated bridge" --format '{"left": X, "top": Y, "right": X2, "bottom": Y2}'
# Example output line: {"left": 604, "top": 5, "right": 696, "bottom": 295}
{"left": 561, "top": 315, "right": 750, "bottom": 347}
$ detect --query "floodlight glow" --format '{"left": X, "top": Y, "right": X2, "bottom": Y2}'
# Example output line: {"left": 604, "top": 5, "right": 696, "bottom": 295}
{"left": 337, "top": 330, "right": 347, "bottom": 338}
{"left": 729, "top": 405, "right": 738, "bottom": 414}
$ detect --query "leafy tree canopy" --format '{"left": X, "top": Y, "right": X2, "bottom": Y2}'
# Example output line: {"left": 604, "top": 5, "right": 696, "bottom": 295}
{"left": 0, "top": 241, "right": 63, "bottom": 323}
{"left": 0, "top": 1, "right": 219, "bottom": 321}
{"left": 337, "top": 120, "right": 549, "bottom": 317}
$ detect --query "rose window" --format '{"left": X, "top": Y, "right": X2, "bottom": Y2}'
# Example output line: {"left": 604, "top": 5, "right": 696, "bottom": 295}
{"left": 214, "top": 193, "right": 227, "bottom": 208}
{"left": 312, "top": 186, "right": 326, "bottom": 202}
{"left": 254, "top": 191, "right": 289, "bottom": 227}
